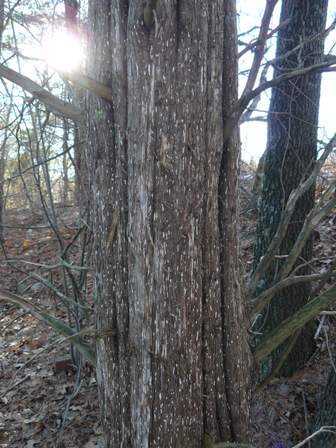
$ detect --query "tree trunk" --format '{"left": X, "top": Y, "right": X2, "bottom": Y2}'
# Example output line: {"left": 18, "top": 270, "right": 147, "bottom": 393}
{"left": 62, "top": 118, "right": 69, "bottom": 204}
{"left": 254, "top": 0, "right": 328, "bottom": 377}
{"left": 0, "top": 0, "right": 4, "bottom": 48}
{"left": 311, "top": 368, "right": 336, "bottom": 447}
{"left": 86, "top": 1, "right": 250, "bottom": 447}
{"left": 0, "top": 0, "right": 5, "bottom": 241}
{"left": 63, "top": 0, "right": 87, "bottom": 209}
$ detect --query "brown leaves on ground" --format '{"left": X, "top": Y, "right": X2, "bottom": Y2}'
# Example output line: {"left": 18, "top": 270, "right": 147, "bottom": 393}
{"left": 1, "top": 186, "right": 336, "bottom": 447}
{"left": 0, "top": 206, "right": 100, "bottom": 448}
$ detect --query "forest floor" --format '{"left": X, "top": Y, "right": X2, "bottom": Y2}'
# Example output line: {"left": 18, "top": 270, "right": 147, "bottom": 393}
{"left": 0, "top": 207, "right": 101, "bottom": 448}
{"left": 0, "top": 197, "right": 335, "bottom": 448}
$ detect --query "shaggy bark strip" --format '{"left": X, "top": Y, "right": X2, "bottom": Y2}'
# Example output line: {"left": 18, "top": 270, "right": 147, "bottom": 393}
{"left": 87, "top": 1, "right": 250, "bottom": 446}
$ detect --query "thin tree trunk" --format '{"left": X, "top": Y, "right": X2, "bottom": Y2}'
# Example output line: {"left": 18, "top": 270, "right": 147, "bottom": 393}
{"left": 87, "top": 1, "right": 250, "bottom": 447}
{"left": 0, "top": 0, "right": 5, "bottom": 240}
{"left": 63, "top": 0, "right": 86, "bottom": 209}
{"left": 62, "top": 118, "right": 69, "bottom": 204}
{"left": 254, "top": 0, "right": 328, "bottom": 378}
{"left": 0, "top": 0, "right": 4, "bottom": 50}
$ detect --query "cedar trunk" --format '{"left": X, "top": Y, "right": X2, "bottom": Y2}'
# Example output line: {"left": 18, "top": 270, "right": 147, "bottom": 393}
{"left": 87, "top": 1, "right": 250, "bottom": 446}
{"left": 255, "top": 0, "right": 328, "bottom": 377}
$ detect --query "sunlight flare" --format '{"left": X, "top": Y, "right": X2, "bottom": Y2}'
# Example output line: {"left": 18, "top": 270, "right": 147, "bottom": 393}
{"left": 43, "top": 29, "right": 84, "bottom": 72}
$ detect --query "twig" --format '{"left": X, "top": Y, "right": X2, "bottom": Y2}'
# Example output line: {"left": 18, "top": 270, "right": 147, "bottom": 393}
{"left": 314, "top": 314, "right": 326, "bottom": 339}
{"left": 324, "top": 326, "right": 336, "bottom": 375}
{"left": 247, "top": 133, "right": 336, "bottom": 299}
{"left": 2, "top": 311, "right": 29, "bottom": 331}
{"left": 240, "top": 0, "right": 278, "bottom": 98}
{"left": 14, "top": 335, "right": 59, "bottom": 377}
{"left": 2, "top": 258, "right": 89, "bottom": 271}
{"left": 237, "top": 56, "right": 336, "bottom": 115}
{"left": 240, "top": 64, "right": 269, "bottom": 124}
{"left": 291, "top": 427, "right": 336, "bottom": 447}
{"left": 312, "top": 257, "right": 336, "bottom": 298}
{"left": 256, "top": 331, "right": 300, "bottom": 391}
{"left": 2, "top": 374, "right": 30, "bottom": 398}
{"left": 4, "top": 142, "right": 80, "bottom": 181}
{"left": 239, "top": 18, "right": 290, "bottom": 58}
{"left": 57, "top": 69, "right": 113, "bottom": 102}
{"left": 0, "top": 64, "right": 81, "bottom": 121}
{"left": 56, "top": 358, "right": 82, "bottom": 448}
{"left": 301, "top": 390, "right": 311, "bottom": 448}
{"left": 250, "top": 273, "right": 336, "bottom": 317}
{"left": 276, "top": 190, "right": 336, "bottom": 281}
{"left": 254, "top": 285, "right": 336, "bottom": 361}
{"left": 267, "top": 19, "right": 336, "bottom": 73}
{"left": 224, "top": 54, "right": 336, "bottom": 146}
{"left": 0, "top": 290, "right": 95, "bottom": 365}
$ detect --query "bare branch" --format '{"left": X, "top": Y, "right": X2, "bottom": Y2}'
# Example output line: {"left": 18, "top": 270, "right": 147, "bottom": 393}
{"left": 241, "top": 0, "right": 278, "bottom": 97}
{"left": 0, "top": 289, "right": 95, "bottom": 364}
{"left": 247, "top": 133, "right": 336, "bottom": 299}
{"left": 224, "top": 59, "right": 336, "bottom": 145}
{"left": 58, "top": 69, "right": 113, "bottom": 102}
{"left": 254, "top": 285, "right": 336, "bottom": 361}
{"left": 313, "top": 256, "right": 336, "bottom": 297}
{"left": 240, "top": 115, "right": 267, "bottom": 123}
{"left": 291, "top": 427, "right": 336, "bottom": 448}
{"left": 238, "top": 57, "right": 336, "bottom": 115}
{"left": 250, "top": 190, "right": 336, "bottom": 316}
{"left": 240, "top": 63, "right": 269, "bottom": 123}
{"left": 277, "top": 190, "right": 336, "bottom": 281}
{"left": 256, "top": 331, "right": 300, "bottom": 390}
{"left": 250, "top": 272, "right": 336, "bottom": 317}
{"left": 265, "top": 18, "right": 336, "bottom": 72}
{"left": 239, "top": 17, "right": 290, "bottom": 59}
{"left": 0, "top": 64, "right": 82, "bottom": 121}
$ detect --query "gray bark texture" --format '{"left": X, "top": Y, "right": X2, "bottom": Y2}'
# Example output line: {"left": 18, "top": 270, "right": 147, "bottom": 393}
{"left": 0, "top": 0, "right": 5, "bottom": 241}
{"left": 254, "top": 0, "right": 328, "bottom": 377}
{"left": 86, "top": 1, "right": 251, "bottom": 447}
{"left": 311, "top": 366, "right": 336, "bottom": 448}
{"left": 0, "top": 0, "right": 3, "bottom": 51}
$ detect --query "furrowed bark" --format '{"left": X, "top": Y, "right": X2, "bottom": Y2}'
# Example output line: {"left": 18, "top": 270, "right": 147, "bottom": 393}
{"left": 87, "top": 1, "right": 250, "bottom": 446}
{"left": 254, "top": 0, "right": 328, "bottom": 377}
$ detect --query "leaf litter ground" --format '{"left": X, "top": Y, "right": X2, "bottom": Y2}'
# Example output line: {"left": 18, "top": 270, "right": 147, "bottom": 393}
{"left": 0, "top": 195, "right": 335, "bottom": 448}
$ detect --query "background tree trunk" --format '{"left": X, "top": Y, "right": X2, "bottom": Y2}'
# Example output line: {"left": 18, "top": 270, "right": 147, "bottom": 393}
{"left": 254, "top": 0, "right": 328, "bottom": 378}
{"left": 311, "top": 368, "right": 336, "bottom": 447}
{"left": 87, "top": 1, "right": 250, "bottom": 446}
{"left": 0, "top": 0, "right": 3, "bottom": 48}
{"left": 0, "top": 0, "right": 5, "bottom": 241}
{"left": 63, "top": 0, "right": 87, "bottom": 210}
{"left": 62, "top": 118, "right": 69, "bottom": 204}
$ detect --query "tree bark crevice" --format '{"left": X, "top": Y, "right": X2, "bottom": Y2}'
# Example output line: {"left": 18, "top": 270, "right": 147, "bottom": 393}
{"left": 254, "top": 0, "right": 328, "bottom": 378}
{"left": 88, "top": 1, "right": 250, "bottom": 446}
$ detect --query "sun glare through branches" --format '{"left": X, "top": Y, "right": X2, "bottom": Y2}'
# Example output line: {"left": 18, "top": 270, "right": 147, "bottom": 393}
{"left": 42, "top": 29, "right": 85, "bottom": 72}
